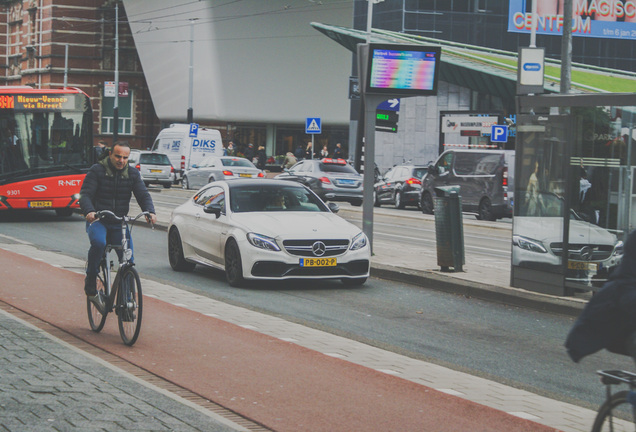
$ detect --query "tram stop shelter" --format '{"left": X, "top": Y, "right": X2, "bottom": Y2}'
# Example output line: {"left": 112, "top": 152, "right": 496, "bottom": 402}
{"left": 512, "top": 93, "right": 636, "bottom": 296}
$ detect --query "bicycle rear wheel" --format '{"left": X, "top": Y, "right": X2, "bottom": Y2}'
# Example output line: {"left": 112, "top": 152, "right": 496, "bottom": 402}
{"left": 116, "top": 266, "right": 143, "bottom": 346}
{"left": 591, "top": 390, "right": 635, "bottom": 432}
{"left": 87, "top": 261, "right": 108, "bottom": 332}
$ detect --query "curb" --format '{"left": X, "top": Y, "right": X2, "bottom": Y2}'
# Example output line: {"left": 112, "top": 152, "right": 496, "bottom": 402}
{"left": 370, "top": 264, "right": 585, "bottom": 317}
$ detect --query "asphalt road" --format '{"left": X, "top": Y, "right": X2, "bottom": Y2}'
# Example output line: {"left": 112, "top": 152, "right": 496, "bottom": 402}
{"left": 0, "top": 200, "right": 631, "bottom": 414}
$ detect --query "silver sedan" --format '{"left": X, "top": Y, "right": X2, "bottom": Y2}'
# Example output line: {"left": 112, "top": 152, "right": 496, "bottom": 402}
{"left": 182, "top": 156, "right": 265, "bottom": 190}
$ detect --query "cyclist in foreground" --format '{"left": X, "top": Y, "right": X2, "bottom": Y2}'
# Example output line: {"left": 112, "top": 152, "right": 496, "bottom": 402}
{"left": 566, "top": 230, "right": 636, "bottom": 429}
{"left": 79, "top": 141, "right": 156, "bottom": 314}
{"left": 566, "top": 228, "right": 636, "bottom": 363}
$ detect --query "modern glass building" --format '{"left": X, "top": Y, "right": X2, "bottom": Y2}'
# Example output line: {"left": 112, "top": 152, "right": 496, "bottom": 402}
{"left": 353, "top": 0, "right": 635, "bottom": 72}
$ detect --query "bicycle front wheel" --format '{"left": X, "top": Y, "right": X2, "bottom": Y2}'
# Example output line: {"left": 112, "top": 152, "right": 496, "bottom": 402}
{"left": 87, "top": 261, "right": 108, "bottom": 332}
{"left": 116, "top": 266, "right": 143, "bottom": 346}
{"left": 591, "top": 390, "right": 635, "bottom": 432}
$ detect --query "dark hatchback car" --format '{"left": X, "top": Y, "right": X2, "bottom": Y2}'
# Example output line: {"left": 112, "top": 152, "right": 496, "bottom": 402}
{"left": 374, "top": 164, "right": 428, "bottom": 209}
{"left": 275, "top": 158, "right": 363, "bottom": 206}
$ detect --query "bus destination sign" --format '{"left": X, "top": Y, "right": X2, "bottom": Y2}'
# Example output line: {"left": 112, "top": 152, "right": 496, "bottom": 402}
{"left": 0, "top": 94, "right": 78, "bottom": 111}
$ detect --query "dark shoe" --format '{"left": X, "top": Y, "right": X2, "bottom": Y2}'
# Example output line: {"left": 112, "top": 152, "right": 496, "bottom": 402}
{"left": 84, "top": 274, "right": 97, "bottom": 296}
{"left": 88, "top": 292, "right": 106, "bottom": 315}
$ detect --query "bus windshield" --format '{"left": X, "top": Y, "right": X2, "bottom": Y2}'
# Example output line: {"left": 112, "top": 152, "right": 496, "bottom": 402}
{"left": 0, "top": 90, "right": 93, "bottom": 183}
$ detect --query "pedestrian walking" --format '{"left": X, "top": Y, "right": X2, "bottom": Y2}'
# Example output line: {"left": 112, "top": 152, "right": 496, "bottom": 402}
{"left": 256, "top": 145, "right": 266, "bottom": 170}
{"left": 282, "top": 152, "right": 297, "bottom": 169}
{"left": 333, "top": 143, "right": 344, "bottom": 159}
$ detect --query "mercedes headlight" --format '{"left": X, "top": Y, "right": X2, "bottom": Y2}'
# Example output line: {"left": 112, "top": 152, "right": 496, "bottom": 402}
{"left": 512, "top": 235, "right": 547, "bottom": 253}
{"left": 350, "top": 232, "right": 368, "bottom": 251}
{"left": 247, "top": 233, "right": 280, "bottom": 251}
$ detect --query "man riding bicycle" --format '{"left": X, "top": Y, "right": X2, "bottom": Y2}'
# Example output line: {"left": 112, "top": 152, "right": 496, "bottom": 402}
{"left": 79, "top": 141, "right": 157, "bottom": 314}
{"left": 566, "top": 229, "right": 636, "bottom": 363}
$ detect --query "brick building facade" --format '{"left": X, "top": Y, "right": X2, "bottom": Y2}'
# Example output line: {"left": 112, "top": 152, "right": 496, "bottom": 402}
{"left": 0, "top": 0, "right": 159, "bottom": 149}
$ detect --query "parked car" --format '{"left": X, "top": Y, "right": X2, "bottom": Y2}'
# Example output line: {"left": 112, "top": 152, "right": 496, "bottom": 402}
{"left": 181, "top": 156, "right": 265, "bottom": 190}
{"left": 150, "top": 123, "right": 223, "bottom": 183}
{"left": 420, "top": 149, "right": 515, "bottom": 221}
{"left": 512, "top": 192, "right": 623, "bottom": 287}
{"left": 374, "top": 163, "right": 428, "bottom": 209}
{"left": 167, "top": 179, "right": 371, "bottom": 286}
{"left": 128, "top": 150, "right": 174, "bottom": 189}
{"left": 275, "top": 158, "right": 363, "bottom": 206}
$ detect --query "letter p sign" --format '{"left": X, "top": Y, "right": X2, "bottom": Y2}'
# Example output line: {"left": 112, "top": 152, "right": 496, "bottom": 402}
{"left": 491, "top": 125, "right": 508, "bottom": 143}
{"left": 189, "top": 123, "right": 199, "bottom": 138}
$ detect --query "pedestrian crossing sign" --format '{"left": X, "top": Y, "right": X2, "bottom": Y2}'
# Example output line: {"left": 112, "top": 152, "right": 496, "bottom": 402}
{"left": 306, "top": 117, "right": 321, "bottom": 134}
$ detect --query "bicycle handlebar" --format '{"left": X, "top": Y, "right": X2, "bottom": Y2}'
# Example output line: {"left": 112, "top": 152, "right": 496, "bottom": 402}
{"left": 95, "top": 210, "right": 153, "bottom": 226}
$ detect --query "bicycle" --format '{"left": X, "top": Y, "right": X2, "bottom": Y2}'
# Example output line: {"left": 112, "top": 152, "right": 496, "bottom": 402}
{"left": 86, "top": 210, "right": 152, "bottom": 346}
{"left": 591, "top": 369, "right": 636, "bottom": 432}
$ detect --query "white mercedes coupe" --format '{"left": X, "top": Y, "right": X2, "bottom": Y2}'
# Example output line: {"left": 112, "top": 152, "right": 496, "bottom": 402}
{"left": 168, "top": 179, "right": 370, "bottom": 286}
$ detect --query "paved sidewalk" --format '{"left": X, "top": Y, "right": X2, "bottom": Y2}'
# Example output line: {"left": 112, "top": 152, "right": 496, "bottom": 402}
{"left": 0, "top": 233, "right": 601, "bottom": 431}
{"left": 0, "top": 307, "right": 247, "bottom": 431}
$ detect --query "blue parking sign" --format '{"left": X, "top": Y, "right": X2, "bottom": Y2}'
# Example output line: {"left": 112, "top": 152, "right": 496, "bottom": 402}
{"left": 491, "top": 125, "right": 508, "bottom": 143}
{"left": 189, "top": 123, "right": 199, "bottom": 137}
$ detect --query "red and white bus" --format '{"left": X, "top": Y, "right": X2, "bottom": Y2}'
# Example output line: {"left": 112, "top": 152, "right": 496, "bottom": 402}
{"left": 0, "top": 86, "right": 94, "bottom": 216}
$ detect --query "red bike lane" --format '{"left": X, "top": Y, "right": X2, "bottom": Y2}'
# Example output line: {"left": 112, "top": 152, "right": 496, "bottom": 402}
{"left": 0, "top": 248, "right": 557, "bottom": 432}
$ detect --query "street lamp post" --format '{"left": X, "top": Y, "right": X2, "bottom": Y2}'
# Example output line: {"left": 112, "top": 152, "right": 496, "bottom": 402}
{"left": 366, "top": 0, "right": 385, "bottom": 43}
{"left": 187, "top": 19, "right": 197, "bottom": 124}
{"left": 113, "top": 3, "right": 119, "bottom": 143}
{"left": 560, "top": 0, "right": 573, "bottom": 94}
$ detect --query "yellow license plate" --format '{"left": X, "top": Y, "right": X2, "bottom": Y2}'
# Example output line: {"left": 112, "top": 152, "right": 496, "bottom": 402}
{"left": 239, "top": 173, "right": 252, "bottom": 178}
{"left": 300, "top": 257, "right": 337, "bottom": 267}
{"left": 568, "top": 261, "right": 597, "bottom": 271}
{"left": 151, "top": 169, "right": 162, "bottom": 173}
{"left": 28, "top": 201, "right": 53, "bottom": 208}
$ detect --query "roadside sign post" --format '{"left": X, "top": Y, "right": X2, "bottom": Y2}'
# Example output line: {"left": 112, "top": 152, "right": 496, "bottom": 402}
{"left": 306, "top": 117, "right": 321, "bottom": 159}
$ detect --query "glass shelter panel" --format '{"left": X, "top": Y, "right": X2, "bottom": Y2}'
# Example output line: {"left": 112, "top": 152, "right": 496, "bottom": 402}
{"left": 512, "top": 102, "right": 634, "bottom": 296}
{"left": 512, "top": 114, "right": 568, "bottom": 295}
{"left": 566, "top": 106, "right": 627, "bottom": 291}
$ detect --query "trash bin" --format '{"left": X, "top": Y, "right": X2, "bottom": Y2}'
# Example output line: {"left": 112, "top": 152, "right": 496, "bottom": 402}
{"left": 434, "top": 186, "right": 464, "bottom": 272}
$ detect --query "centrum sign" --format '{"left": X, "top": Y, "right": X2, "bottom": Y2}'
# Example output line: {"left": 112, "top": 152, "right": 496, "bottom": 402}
{"left": 508, "top": 0, "right": 636, "bottom": 40}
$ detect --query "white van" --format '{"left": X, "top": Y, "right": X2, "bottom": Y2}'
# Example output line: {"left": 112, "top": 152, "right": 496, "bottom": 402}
{"left": 150, "top": 124, "right": 223, "bottom": 183}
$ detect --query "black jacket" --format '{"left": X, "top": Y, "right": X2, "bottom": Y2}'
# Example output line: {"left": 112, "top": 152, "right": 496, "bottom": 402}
{"left": 79, "top": 157, "right": 155, "bottom": 221}
{"left": 565, "top": 230, "right": 636, "bottom": 362}
{"left": 256, "top": 149, "right": 266, "bottom": 170}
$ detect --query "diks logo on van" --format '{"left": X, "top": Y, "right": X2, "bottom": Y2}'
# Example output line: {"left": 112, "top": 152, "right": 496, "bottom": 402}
{"left": 193, "top": 139, "right": 216, "bottom": 150}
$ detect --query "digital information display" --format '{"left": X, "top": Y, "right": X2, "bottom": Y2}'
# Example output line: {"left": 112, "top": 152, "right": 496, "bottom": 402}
{"left": 366, "top": 44, "right": 441, "bottom": 96}
{"left": 0, "top": 94, "right": 80, "bottom": 111}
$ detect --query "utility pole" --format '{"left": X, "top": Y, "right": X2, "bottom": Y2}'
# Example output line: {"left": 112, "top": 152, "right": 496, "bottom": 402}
{"left": 63, "top": 44, "right": 68, "bottom": 88}
{"left": 113, "top": 3, "right": 119, "bottom": 143}
{"left": 560, "top": 0, "right": 572, "bottom": 94}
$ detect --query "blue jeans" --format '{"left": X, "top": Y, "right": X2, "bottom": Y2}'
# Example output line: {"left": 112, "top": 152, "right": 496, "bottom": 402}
{"left": 85, "top": 220, "right": 133, "bottom": 276}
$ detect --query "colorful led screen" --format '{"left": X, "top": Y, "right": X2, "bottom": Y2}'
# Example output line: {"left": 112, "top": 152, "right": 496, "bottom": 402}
{"left": 365, "top": 44, "right": 441, "bottom": 96}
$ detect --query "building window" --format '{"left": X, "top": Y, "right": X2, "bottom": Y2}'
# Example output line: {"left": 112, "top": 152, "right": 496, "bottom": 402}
{"left": 101, "top": 91, "right": 133, "bottom": 135}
